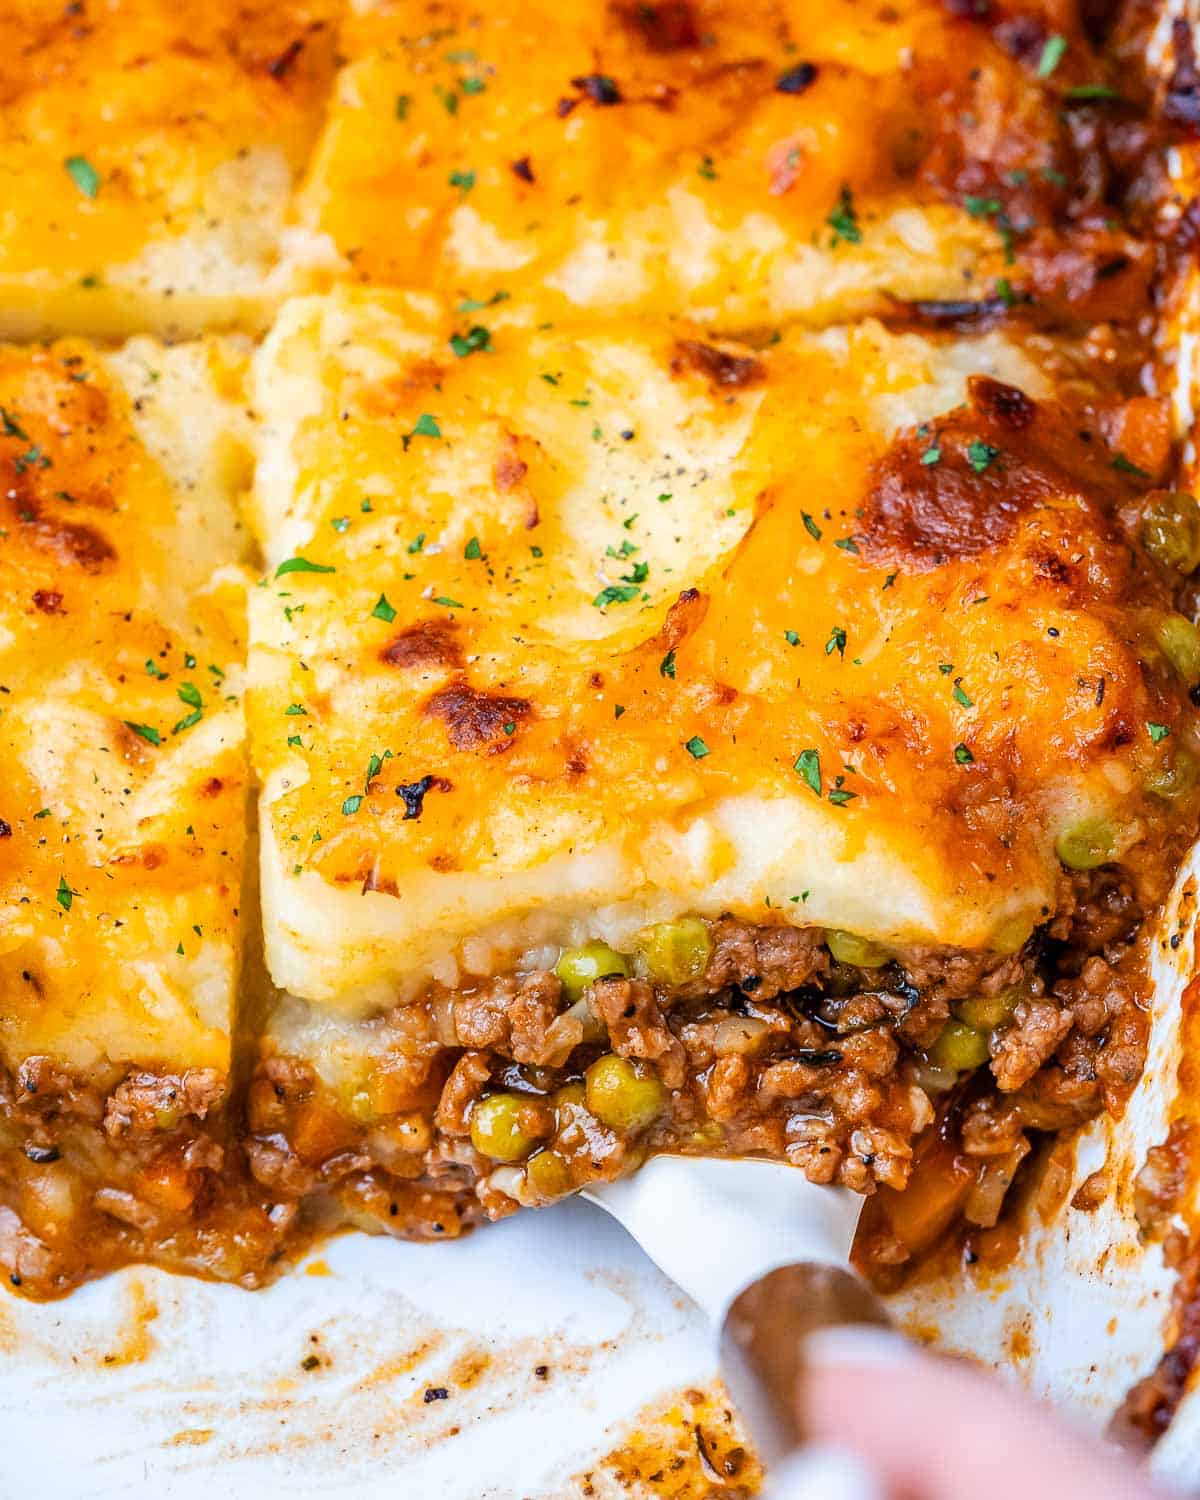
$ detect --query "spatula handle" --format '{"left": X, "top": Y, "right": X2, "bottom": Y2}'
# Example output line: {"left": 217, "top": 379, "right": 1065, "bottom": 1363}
{"left": 720, "top": 1262, "right": 890, "bottom": 1458}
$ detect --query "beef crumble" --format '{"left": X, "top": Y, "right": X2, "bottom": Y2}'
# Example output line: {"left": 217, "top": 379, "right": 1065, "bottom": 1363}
{"left": 230, "top": 876, "right": 1157, "bottom": 1290}
{"left": 0, "top": 868, "right": 1172, "bottom": 1300}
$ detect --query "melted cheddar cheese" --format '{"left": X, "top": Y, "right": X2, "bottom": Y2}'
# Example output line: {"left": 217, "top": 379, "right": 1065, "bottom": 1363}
{"left": 0, "top": 0, "right": 341, "bottom": 339}
{"left": 293, "top": 0, "right": 1148, "bottom": 326}
{"left": 248, "top": 290, "right": 1185, "bottom": 1013}
{"left": 0, "top": 339, "right": 252, "bottom": 1076}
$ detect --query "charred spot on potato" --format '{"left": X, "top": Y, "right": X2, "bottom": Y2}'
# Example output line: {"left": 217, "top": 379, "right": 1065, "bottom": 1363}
{"left": 382, "top": 619, "right": 464, "bottom": 671}
{"left": 423, "top": 679, "right": 533, "bottom": 751}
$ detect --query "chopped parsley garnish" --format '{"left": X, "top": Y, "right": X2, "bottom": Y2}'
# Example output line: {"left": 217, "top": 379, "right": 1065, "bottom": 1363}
{"left": 1112, "top": 453, "right": 1151, "bottom": 480}
{"left": 684, "top": 735, "right": 710, "bottom": 759}
{"left": 614, "top": 704, "right": 626, "bottom": 719}
{"left": 698, "top": 154, "right": 717, "bottom": 181}
{"left": 825, "top": 625, "right": 847, "bottom": 658}
{"left": 287, "top": 734, "right": 303, "bottom": 748}
{"left": 56, "top": 875, "right": 73, "bottom": 912}
{"left": 449, "top": 168, "right": 476, "bottom": 195}
{"left": 464, "top": 536, "right": 484, "bottom": 560}
{"left": 408, "top": 532, "right": 426, "bottom": 554}
{"left": 64, "top": 155, "right": 100, "bottom": 198}
{"left": 794, "top": 748, "right": 821, "bottom": 796}
{"left": 173, "top": 682, "right": 203, "bottom": 733}
{"left": 15, "top": 445, "right": 49, "bottom": 474}
{"left": 784, "top": 629, "right": 800, "bottom": 647}
{"left": 827, "top": 787, "right": 856, "bottom": 806}
{"left": 964, "top": 195, "right": 1001, "bottom": 219}
{"left": 1065, "top": 83, "right": 1120, "bottom": 102}
{"left": 284, "top": 703, "right": 308, "bottom": 716}
{"left": 275, "top": 556, "right": 336, "bottom": 578}
{"left": 404, "top": 413, "right": 442, "bottom": 448}
{"left": 954, "top": 742, "right": 975, "bottom": 764}
{"left": 450, "top": 325, "right": 492, "bottom": 358}
{"left": 0, "top": 407, "right": 27, "bottom": 440}
{"left": 145, "top": 659, "right": 167, "bottom": 679}
{"left": 952, "top": 679, "right": 974, "bottom": 709}
{"left": 457, "top": 291, "right": 509, "bottom": 313}
{"left": 593, "top": 583, "right": 641, "bottom": 608}
{"left": 342, "top": 795, "right": 363, "bottom": 816}
{"left": 659, "top": 648, "right": 676, "bottom": 678}
{"left": 834, "top": 536, "right": 859, "bottom": 554}
{"left": 372, "top": 594, "right": 397, "bottom": 623}
{"left": 826, "top": 184, "right": 861, "bottom": 245}
{"left": 331, "top": 516, "right": 350, "bottom": 533}
{"left": 802, "top": 511, "right": 822, "bottom": 540}
{"left": 433, "top": 595, "right": 463, "bottom": 609}
{"left": 1148, "top": 722, "right": 1171, "bottom": 743}
{"left": 921, "top": 443, "right": 941, "bottom": 466}
{"left": 395, "top": 93, "right": 411, "bottom": 119}
{"left": 967, "top": 439, "right": 999, "bottom": 473}
{"left": 1037, "top": 34, "right": 1067, "bottom": 78}
{"left": 124, "top": 720, "right": 161, "bottom": 746}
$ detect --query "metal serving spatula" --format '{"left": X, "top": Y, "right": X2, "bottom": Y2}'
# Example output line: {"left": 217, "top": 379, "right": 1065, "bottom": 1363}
{"left": 583, "top": 1156, "right": 888, "bottom": 1497}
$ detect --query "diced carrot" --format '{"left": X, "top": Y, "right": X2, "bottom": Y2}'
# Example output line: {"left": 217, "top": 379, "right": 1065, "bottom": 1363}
{"left": 878, "top": 1144, "right": 976, "bottom": 1257}
{"left": 1105, "top": 396, "right": 1173, "bottom": 482}
{"left": 138, "top": 1154, "right": 197, "bottom": 1215}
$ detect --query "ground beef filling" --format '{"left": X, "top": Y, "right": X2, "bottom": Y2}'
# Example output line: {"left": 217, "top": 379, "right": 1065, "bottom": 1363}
{"left": 243, "top": 885, "right": 1150, "bottom": 1278}
{"left": 0, "top": 876, "right": 1151, "bottom": 1300}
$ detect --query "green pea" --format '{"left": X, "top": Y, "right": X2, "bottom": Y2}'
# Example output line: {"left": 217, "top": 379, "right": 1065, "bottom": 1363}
{"left": 638, "top": 916, "right": 712, "bottom": 986}
{"left": 954, "top": 988, "right": 1020, "bottom": 1032}
{"left": 930, "top": 1020, "right": 991, "bottom": 1072}
{"left": 991, "top": 914, "right": 1033, "bottom": 956}
{"left": 1142, "top": 492, "right": 1200, "bottom": 573}
{"left": 555, "top": 941, "right": 629, "bottom": 1000}
{"left": 585, "top": 1054, "right": 666, "bottom": 1132}
{"left": 1145, "top": 749, "right": 1199, "bottom": 801}
{"left": 526, "top": 1150, "right": 573, "bottom": 1201}
{"left": 1154, "top": 613, "right": 1200, "bottom": 684}
{"left": 469, "top": 1092, "right": 537, "bottom": 1162}
{"left": 553, "top": 1081, "right": 587, "bottom": 1115}
{"left": 826, "top": 929, "right": 889, "bottom": 968}
{"left": 1055, "top": 817, "right": 1115, "bottom": 871}
{"left": 347, "top": 1090, "right": 375, "bottom": 1125}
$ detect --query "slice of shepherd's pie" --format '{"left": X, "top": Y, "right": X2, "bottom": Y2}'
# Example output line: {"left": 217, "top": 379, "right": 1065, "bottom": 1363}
{"left": 293, "top": 0, "right": 1157, "bottom": 326}
{"left": 243, "top": 288, "right": 1198, "bottom": 1251}
{"left": 0, "top": 0, "right": 341, "bottom": 341}
{"left": 0, "top": 337, "right": 261, "bottom": 1293}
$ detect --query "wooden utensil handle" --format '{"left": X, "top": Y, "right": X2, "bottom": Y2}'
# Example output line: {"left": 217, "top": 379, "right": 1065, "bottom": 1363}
{"left": 719, "top": 1261, "right": 891, "bottom": 1459}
